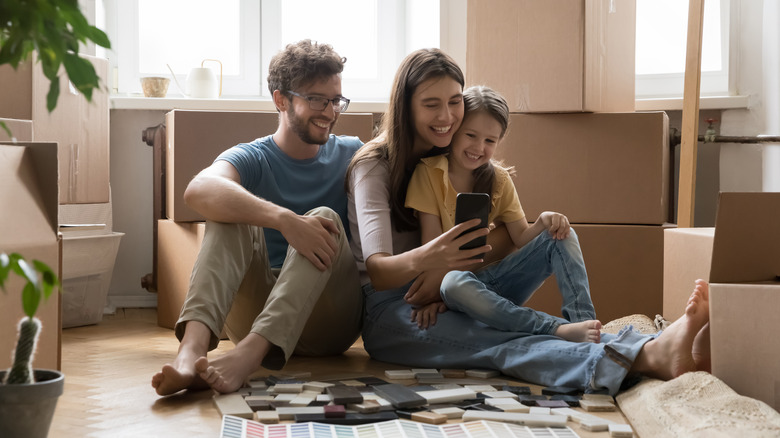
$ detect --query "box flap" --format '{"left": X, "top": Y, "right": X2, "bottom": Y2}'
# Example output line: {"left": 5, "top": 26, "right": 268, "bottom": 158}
{"left": 710, "top": 192, "right": 780, "bottom": 283}
{"left": 0, "top": 143, "right": 59, "bottom": 248}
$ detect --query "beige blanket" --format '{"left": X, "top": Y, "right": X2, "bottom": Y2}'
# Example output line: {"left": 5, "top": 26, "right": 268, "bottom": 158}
{"left": 617, "top": 372, "right": 780, "bottom": 437}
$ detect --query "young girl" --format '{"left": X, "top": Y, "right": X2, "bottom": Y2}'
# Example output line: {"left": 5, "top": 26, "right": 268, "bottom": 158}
{"left": 404, "top": 86, "right": 600, "bottom": 342}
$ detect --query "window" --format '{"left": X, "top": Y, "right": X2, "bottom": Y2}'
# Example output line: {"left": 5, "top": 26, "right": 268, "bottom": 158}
{"left": 107, "top": 0, "right": 439, "bottom": 100}
{"left": 635, "top": 0, "right": 732, "bottom": 98}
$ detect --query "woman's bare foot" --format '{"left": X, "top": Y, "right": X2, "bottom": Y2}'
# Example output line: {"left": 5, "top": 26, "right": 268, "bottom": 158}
{"left": 693, "top": 322, "right": 711, "bottom": 372}
{"left": 632, "top": 279, "right": 710, "bottom": 380}
{"left": 195, "top": 332, "right": 270, "bottom": 394}
{"left": 555, "top": 320, "right": 602, "bottom": 343}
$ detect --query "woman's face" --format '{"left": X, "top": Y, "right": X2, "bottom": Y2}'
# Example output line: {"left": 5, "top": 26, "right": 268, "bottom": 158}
{"left": 410, "top": 76, "right": 464, "bottom": 155}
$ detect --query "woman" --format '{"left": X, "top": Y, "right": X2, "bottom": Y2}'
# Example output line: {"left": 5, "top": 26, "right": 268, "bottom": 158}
{"left": 346, "top": 48, "right": 711, "bottom": 395}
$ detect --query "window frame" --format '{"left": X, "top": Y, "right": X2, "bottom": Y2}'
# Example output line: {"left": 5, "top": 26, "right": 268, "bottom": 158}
{"left": 635, "top": 0, "right": 733, "bottom": 99}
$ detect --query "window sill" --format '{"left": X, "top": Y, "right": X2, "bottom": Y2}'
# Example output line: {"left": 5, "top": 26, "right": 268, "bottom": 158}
{"left": 109, "top": 95, "right": 389, "bottom": 113}
{"left": 635, "top": 95, "right": 749, "bottom": 111}
{"left": 111, "top": 95, "right": 750, "bottom": 113}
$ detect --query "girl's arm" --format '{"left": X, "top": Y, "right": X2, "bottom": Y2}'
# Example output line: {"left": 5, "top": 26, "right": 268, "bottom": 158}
{"left": 418, "top": 211, "right": 444, "bottom": 244}
{"left": 506, "top": 212, "right": 571, "bottom": 249}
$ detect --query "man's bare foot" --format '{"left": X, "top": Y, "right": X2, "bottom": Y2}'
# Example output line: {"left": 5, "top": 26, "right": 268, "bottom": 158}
{"left": 555, "top": 320, "right": 602, "bottom": 343}
{"left": 632, "top": 279, "right": 710, "bottom": 380}
{"left": 195, "top": 333, "right": 270, "bottom": 394}
{"left": 151, "top": 350, "right": 208, "bottom": 396}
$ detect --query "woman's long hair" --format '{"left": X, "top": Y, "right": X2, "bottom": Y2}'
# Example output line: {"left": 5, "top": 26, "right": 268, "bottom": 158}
{"left": 346, "top": 48, "right": 464, "bottom": 232}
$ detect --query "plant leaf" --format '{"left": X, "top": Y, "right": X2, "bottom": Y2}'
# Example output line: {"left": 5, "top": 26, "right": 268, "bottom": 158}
{"left": 21, "top": 281, "right": 41, "bottom": 319}
{"left": 46, "top": 75, "right": 61, "bottom": 112}
{"left": 0, "top": 253, "right": 10, "bottom": 291}
{"left": 33, "top": 259, "right": 60, "bottom": 300}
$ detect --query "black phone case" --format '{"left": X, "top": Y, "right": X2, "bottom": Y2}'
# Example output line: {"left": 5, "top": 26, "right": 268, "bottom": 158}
{"left": 455, "top": 193, "right": 491, "bottom": 255}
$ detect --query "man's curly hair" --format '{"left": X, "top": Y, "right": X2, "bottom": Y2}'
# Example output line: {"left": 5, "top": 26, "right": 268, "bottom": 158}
{"left": 267, "top": 39, "right": 346, "bottom": 97}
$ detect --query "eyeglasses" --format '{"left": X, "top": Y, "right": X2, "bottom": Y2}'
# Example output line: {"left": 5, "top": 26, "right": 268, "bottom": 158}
{"left": 287, "top": 91, "right": 350, "bottom": 113}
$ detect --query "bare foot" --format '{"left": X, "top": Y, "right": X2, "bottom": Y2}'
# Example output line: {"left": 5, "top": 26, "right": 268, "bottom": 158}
{"left": 195, "top": 333, "right": 270, "bottom": 394}
{"left": 632, "top": 279, "right": 710, "bottom": 380}
{"left": 151, "top": 350, "right": 208, "bottom": 396}
{"left": 693, "top": 322, "right": 711, "bottom": 372}
{"left": 555, "top": 320, "right": 602, "bottom": 343}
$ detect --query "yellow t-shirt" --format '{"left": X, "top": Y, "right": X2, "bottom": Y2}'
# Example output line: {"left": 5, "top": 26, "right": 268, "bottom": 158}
{"left": 405, "top": 155, "right": 525, "bottom": 231}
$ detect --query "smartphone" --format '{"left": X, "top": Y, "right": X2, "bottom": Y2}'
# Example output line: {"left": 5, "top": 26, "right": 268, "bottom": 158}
{"left": 455, "top": 192, "right": 491, "bottom": 258}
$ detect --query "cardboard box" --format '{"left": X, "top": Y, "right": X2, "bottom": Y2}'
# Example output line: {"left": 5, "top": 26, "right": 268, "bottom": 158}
{"left": 156, "top": 220, "right": 206, "bottom": 329}
{"left": 466, "top": 0, "right": 636, "bottom": 113}
{"left": 0, "top": 142, "right": 61, "bottom": 370}
{"left": 710, "top": 282, "right": 780, "bottom": 411}
{"left": 0, "top": 55, "right": 110, "bottom": 204}
{"left": 494, "top": 112, "right": 670, "bottom": 225}
{"left": 524, "top": 224, "right": 670, "bottom": 324}
{"left": 0, "top": 118, "right": 33, "bottom": 141}
{"left": 663, "top": 192, "right": 780, "bottom": 321}
{"left": 61, "top": 232, "right": 124, "bottom": 328}
{"left": 166, "top": 110, "right": 375, "bottom": 222}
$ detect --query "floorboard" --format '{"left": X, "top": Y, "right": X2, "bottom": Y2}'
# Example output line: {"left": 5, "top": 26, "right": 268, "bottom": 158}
{"left": 48, "top": 308, "right": 628, "bottom": 438}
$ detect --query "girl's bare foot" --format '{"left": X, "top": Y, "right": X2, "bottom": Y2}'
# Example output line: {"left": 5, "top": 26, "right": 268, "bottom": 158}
{"left": 555, "top": 320, "right": 602, "bottom": 343}
{"left": 195, "top": 333, "right": 270, "bottom": 394}
{"left": 632, "top": 279, "right": 710, "bottom": 380}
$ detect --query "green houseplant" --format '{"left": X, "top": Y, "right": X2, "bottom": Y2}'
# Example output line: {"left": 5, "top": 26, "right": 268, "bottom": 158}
{"left": 0, "top": 252, "right": 62, "bottom": 438}
{"left": 0, "top": 0, "right": 111, "bottom": 137}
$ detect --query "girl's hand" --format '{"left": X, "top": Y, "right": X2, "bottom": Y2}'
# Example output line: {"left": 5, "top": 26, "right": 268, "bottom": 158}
{"left": 538, "top": 211, "right": 570, "bottom": 240}
{"left": 410, "top": 302, "right": 448, "bottom": 329}
{"left": 416, "top": 219, "right": 491, "bottom": 272}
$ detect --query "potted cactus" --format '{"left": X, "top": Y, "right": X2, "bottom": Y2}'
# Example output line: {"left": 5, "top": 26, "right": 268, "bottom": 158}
{"left": 0, "top": 252, "right": 62, "bottom": 438}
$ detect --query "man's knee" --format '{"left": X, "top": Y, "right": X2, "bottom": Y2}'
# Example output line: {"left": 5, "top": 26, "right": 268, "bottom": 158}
{"left": 305, "top": 206, "right": 345, "bottom": 233}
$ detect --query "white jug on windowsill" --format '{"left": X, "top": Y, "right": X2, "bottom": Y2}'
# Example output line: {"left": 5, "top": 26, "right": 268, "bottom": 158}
{"left": 167, "top": 59, "right": 222, "bottom": 98}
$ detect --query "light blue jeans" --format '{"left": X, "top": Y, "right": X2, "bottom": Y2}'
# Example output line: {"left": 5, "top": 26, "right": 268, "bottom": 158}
{"left": 361, "top": 285, "right": 655, "bottom": 395}
{"left": 440, "top": 229, "right": 596, "bottom": 336}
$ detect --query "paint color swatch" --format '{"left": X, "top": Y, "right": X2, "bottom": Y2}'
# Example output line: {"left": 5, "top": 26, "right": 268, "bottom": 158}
{"left": 219, "top": 417, "right": 580, "bottom": 438}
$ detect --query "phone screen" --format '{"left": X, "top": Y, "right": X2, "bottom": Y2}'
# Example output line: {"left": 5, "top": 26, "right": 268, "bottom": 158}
{"left": 455, "top": 192, "right": 491, "bottom": 258}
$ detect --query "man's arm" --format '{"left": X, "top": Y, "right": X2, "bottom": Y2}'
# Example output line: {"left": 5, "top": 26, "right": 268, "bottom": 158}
{"left": 184, "top": 160, "right": 339, "bottom": 271}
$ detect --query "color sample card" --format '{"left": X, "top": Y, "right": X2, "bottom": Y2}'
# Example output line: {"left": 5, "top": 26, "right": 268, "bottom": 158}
{"left": 219, "top": 417, "right": 581, "bottom": 438}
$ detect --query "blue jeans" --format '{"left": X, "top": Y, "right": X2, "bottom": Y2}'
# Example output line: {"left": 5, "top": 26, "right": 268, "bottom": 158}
{"left": 440, "top": 229, "right": 596, "bottom": 335}
{"left": 361, "top": 288, "right": 656, "bottom": 396}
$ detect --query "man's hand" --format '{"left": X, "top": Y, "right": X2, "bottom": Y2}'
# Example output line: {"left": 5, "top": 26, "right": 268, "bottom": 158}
{"left": 410, "top": 302, "right": 448, "bottom": 329}
{"left": 280, "top": 214, "right": 339, "bottom": 271}
{"left": 405, "top": 269, "right": 447, "bottom": 306}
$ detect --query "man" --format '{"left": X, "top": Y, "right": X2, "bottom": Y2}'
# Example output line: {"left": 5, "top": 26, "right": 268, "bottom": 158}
{"left": 152, "top": 40, "right": 363, "bottom": 395}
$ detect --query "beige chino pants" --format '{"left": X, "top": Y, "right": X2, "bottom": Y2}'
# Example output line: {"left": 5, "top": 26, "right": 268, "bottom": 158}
{"left": 175, "top": 207, "right": 363, "bottom": 370}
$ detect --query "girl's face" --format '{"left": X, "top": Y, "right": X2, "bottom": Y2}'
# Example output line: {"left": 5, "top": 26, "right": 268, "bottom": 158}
{"left": 448, "top": 111, "right": 503, "bottom": 173}
{"left": 410, "top": 76, "right": 464, "bottom": 155}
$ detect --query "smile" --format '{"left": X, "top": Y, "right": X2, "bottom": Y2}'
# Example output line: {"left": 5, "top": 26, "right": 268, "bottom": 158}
{"left": 465, "top": 152, "right": 482, "bottom": 160}
{"left": 313, "top": 120, "right": 331, "bottom": 129}
{"left": 432, "top": 125, "right": 451, "bottom": 134}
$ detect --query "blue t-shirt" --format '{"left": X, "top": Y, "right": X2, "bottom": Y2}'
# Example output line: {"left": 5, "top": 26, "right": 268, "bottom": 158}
{"left": 216, "top": 134, "right": 362, "bottom": 268}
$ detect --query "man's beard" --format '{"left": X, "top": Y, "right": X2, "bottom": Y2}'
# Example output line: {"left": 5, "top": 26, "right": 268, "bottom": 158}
{"left": 287, "top": 106, "right": 331, "bottom": 145}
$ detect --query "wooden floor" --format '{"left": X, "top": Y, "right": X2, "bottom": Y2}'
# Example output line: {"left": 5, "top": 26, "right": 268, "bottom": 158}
{"left": 48, "top": 308, "right": 629, "bottom": 438}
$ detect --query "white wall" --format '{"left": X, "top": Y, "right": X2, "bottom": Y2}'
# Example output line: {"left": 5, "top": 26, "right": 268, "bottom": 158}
{"left": 719, "top": 0, "right": 779, "bottom": 193}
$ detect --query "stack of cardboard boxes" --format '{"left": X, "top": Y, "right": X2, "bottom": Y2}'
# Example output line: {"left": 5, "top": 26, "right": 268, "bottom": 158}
{"left": 156, "top": 110, "right": 375, "bottom": 329}
{"left": 467, "top": 0, "right": 673, "bottom": 323}
{"left": 0, "top": 55, "right": 122, "bottom": 330}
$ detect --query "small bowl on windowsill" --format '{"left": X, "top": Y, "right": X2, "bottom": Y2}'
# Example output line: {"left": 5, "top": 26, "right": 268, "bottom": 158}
{"left": 140, "top": 77, "right": 170, "bottom": 98}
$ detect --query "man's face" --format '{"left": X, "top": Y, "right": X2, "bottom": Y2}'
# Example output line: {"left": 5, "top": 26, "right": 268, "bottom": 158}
{"left": 285, "top": 74, "right": 343, "bottom": 146}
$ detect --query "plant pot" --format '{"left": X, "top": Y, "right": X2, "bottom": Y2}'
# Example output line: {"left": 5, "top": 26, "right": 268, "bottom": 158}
{"left": 0, "top": 369, "right": 64, "bottom": 438}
